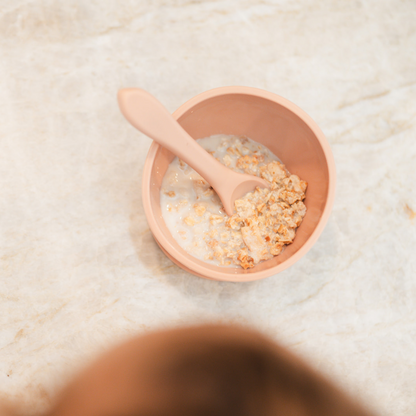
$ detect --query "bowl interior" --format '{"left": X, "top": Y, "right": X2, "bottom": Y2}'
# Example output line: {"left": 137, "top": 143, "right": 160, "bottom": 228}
{"left": 146, "top": 92, "right": 331, "bottom": 280}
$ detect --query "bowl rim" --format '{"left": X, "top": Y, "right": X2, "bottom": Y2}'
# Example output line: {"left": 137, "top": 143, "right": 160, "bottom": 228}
{"left": 142, "top": 86, "right": 336, "bottom": 282}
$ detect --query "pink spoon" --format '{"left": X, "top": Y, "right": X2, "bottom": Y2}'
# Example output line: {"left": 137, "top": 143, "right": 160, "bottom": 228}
{"left": 117, "top": 88, "right": 269, "bottom": 216}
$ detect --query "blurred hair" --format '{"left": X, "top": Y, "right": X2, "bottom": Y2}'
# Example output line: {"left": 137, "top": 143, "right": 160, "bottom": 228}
{"left": 129, "top": 325, "right": 375, "bottom": 416}
{"left": 10, "top": 324, "right": 376, "bottom": 416}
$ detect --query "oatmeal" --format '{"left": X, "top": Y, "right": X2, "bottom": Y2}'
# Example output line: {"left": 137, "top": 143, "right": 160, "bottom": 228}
{"left": 160, "top": 135, "right": 307, "bottom": 269}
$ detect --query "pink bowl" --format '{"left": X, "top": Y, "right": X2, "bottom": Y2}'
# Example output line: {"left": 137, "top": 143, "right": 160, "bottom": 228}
{"left": 142, "top": 86, "right": 336, "bottom": 282}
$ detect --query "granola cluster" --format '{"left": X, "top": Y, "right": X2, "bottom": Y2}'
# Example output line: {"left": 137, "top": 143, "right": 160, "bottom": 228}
{"left": 161, "top": 135, "right": 308, "bottom": 269}
{"left": 202, "top": 159, "right": 307, "bottom": 269}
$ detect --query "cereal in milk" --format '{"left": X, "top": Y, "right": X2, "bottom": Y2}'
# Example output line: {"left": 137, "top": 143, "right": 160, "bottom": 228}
{"left": 160, "top": 135, "right": 307, "bottom": 269}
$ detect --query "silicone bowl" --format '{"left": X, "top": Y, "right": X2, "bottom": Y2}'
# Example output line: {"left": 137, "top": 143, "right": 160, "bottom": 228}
{"left": 142, "top": 86, "right": 336, "bottom": 282}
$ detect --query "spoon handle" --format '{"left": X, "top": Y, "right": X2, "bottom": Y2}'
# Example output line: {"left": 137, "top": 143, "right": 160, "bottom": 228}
{"left": 117, "top": 88, "right": 226, "bottom": 191}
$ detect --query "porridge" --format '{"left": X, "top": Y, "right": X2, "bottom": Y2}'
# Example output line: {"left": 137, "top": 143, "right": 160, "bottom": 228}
{"left": 160, "top": 135, "right": 307, "bottom": 269}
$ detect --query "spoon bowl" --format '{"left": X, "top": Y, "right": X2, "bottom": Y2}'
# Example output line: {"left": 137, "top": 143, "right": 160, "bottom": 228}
{"left": 140, "top": 86, "right": 336, "bottom": 281}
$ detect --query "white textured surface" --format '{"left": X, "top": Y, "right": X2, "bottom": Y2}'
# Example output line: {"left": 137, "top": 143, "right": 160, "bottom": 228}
{"left": 1, "top": 1, "right": 416, "bottom": 415}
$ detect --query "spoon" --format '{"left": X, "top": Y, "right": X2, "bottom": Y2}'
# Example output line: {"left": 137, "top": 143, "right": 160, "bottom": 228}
{"left": 117, "top": 88, "right": 269, "bottom": 216}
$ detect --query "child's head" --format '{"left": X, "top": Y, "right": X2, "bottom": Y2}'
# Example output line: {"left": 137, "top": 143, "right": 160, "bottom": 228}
{"left": 18, "top": 324, "right": 375, "bottom": 416}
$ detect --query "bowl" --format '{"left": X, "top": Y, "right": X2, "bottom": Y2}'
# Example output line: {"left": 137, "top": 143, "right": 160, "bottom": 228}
{"left": 142, "top": 86, "right": 336, "bottom": 282}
